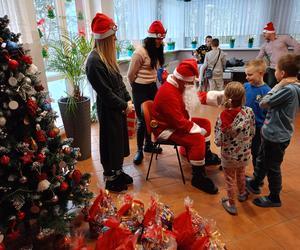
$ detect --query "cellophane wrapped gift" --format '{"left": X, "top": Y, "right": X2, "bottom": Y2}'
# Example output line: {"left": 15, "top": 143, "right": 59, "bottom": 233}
{"left": 85, "top": 189, "right": 117, "bottom": 238}
{"left": 173, "top": 197, "right": 225, "bottom": 250}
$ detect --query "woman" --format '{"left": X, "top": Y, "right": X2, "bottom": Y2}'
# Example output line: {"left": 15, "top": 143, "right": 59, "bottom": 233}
{"left": 127, "top": 20, "right": 166, "bottom": 165}
{"left": 86, "top": 13, "right": 133, "bottom": 192}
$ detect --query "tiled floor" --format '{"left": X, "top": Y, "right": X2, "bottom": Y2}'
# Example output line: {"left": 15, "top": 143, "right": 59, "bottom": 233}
{"left": 78, "top": 105, "right": 300, "bottom": 249}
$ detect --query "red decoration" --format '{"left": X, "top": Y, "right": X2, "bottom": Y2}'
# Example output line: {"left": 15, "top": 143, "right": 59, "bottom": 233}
{"left": 38, "top": 172, "right": 48, "bottom": 181}
{"left": 6, "top": 230, "right": 20, "bottom": 241}
{"left": 36, "top": 153, "right": 46, "bottom": 163}
{"left": 20, "top": 152, "right": 34, "bottom": 165}
{"left": 0, "top": 155, "right": 10, "bottom": 166}
{"left": 8, "top": 59, "right": 19, "bottom": 70}
{"left": 17, "top": 211, "right": 26, "bottom": 220}
{"left": 36, "top": 130, "right": 46, "bottom": 142}
{"left": 0, "top": 243, "right": 5, "bottom": 250}
{"left": 21, "top": 55, "right": 32, "bottom": 65}
{"left": 72, "top": 170, "right": 82, "bottom": 184}
{"left": 37, "top": 18, "right": 45, "bottom": 26}
{"left": 48, "top": 128, "right": 59, "bottom": 138}
{"left": 26, "top": 99, "right": 38, "bottom": 116}
{"left": 60, "top": 181, "right": 69, "bottom": 191}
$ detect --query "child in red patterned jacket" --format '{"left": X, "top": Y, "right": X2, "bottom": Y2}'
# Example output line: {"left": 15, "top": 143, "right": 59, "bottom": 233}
{"left": 214, "top": 82, "right": 255, "bottom": 215}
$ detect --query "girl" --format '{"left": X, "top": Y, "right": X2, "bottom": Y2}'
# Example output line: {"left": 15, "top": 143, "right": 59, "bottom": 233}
{"left": 86, "top": 13, "right": 134, "bottom": 193}
{"left": 214, "top": 82, "right": 255, "bottom": 215}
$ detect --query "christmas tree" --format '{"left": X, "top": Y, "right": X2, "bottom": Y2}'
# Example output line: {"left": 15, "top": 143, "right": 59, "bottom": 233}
{"left": 0, "top": 15, "right": 93, "bottom": 249}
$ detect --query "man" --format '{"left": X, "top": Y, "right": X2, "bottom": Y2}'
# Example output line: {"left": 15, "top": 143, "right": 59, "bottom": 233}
{"left": 193, "top": 35, "right": 212, "bottom": 64}
{"left": 257, "top": 22, "right": 300, "bottom": 88}
{"left": 151, "top": 59, "right": 220, "bottom": 194}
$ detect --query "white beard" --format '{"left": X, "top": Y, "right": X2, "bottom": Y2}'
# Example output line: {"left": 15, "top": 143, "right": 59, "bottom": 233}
{"left": 182, "top": 84, "right": 199, "bottom": 117}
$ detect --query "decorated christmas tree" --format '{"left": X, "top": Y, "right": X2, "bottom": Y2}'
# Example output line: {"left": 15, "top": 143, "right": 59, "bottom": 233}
{"left": 0, "top": 15, "right": 93, "bottom": 249}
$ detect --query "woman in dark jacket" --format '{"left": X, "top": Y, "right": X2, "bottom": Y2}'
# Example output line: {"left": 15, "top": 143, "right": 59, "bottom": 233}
{"left": 86, "top": 13, "right": 133, "bottom": 192}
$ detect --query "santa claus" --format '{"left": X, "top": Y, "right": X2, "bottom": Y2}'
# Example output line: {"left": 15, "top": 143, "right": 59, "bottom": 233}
{"left": 151, "top": 59, "right": 220, "bottom": 194}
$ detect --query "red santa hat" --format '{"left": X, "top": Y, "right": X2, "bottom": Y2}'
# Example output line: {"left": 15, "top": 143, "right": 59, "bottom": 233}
{"left": 91, "top": 13, "right": 118, "bottom": 40}
{"left": 147, "top": 20, "right": 167, "bottom": 39}
{"left": 173, "top": 59, "right": 199, "bottom": 82}
{"left": 263, "top": 22, "right": 275, "bottom": 33}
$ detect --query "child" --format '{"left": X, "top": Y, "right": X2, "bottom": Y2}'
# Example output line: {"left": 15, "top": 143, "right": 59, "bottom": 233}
{"left": 215, "top": 82, "right": 255, "bottom": 215}
{"left": 244, "top": 59, "right": 271, "bottom": 169}
{"left": 246, "top": 54, "right": 300, "bottom": 207}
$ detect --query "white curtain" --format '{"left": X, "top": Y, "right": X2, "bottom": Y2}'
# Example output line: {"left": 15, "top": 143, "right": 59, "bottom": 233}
{"left": 114, "top": 0, "right": 157, "bottom": 41}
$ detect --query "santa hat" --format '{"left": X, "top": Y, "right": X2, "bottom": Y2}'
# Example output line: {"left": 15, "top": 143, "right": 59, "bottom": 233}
{"left": 91, "top": 13, "right": 118, "bottom": 40}
{"left": 173, "top": 59, "right": 199, "bottom": 82}
{"left": 263, "top": 22, "right": 275, "bottom": 33}
{"left": 147, "top": 20, "right": 167, "bottom": 39}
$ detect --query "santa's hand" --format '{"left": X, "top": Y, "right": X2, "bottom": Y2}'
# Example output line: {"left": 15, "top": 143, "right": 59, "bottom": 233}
{"left": 190, "top": 123, "right": 207, "bottom": 135}
{"left": 206, "top": 90, "right": 224, "bottom": 106}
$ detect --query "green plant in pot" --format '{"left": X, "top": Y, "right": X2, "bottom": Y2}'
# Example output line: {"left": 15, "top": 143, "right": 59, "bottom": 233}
{"left": 229, "top": 37, "right": 235, "bottom": 48}
{"left": 116, "top": 41, "right": 122, "bottom": 59}
{"left": 248, "top": 36, "right": 254, "bottom": 48}
{"left": 126, "top": 43, "right": 135, "bottom": 57}
{"left": 48, "top": 33, "right": 93, "bottom": 160}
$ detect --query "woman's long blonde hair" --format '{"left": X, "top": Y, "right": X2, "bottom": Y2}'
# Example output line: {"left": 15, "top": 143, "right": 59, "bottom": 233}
{"left": 94, "top": 35, "right": 119, "bottom": 73}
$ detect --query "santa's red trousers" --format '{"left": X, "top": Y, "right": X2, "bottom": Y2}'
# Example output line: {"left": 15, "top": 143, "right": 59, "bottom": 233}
{"left": 169, "top": 117, "right": 211, "bottom": 166}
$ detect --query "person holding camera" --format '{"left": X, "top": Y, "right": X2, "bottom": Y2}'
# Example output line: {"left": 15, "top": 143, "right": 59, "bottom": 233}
{"left": 199, "top": 38, "right": 226, "bottom": 91}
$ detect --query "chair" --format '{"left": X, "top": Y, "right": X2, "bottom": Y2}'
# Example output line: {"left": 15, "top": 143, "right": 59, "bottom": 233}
{"left": 141, "top": 100, "right": 186, "bottom": 184}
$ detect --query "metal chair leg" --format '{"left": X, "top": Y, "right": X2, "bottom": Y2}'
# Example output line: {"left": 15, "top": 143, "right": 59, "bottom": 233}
{"left": 175, "top": 145, "right": 186, "bottom": 184}
{"left": 146, "top": 149, "right": 155, "bottom": 181}
{"left": 155, "top": 143, "right": 160, "bottom": 160}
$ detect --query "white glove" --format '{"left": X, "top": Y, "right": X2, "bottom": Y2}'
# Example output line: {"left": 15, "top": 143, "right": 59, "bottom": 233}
{"left": 206, "top": 90, "right": 224, "bottom": 106}
{"left": 190, "top": 123, "right": 207, "bottom": 135}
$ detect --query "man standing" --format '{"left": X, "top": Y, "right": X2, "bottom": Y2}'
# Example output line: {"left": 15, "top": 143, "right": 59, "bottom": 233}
{"left": 193, "top": 35, "right": 213, "bottom": 64}
{"left": 257, "top": 22, "right": 300, "bottom": 88}
{"left": 151, "top": 59, "right": 220, "bottom": 194}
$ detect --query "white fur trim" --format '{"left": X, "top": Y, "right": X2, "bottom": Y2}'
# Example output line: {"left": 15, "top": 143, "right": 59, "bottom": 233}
{"left": 190, "top": 159, "right": 205, "bottom": 166}
{"left": 263, "top": 30, "right": 275, "bottom": 33}
{"left": 148, "top": 32, "right": 165, "bottom": 38}
{"left": 93, "top": 29, "right": 116, "bottom": 40}
{"left": 190, "top": 123, "right": 201, "bottom": 134}
{"left": 173, "top": 69, "right": 195, "bottom": 82}
{"left": 205, "top": 136, "right": 210, "bottom": 142}
{"left": 167, "top": 74, "right": 179, "bottom": 88}
{"left": 157, "top": 129, "right": 175, "bottom": 140}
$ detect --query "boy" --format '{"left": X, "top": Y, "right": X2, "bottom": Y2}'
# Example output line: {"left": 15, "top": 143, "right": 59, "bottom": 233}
{"left": 246, "top": 54, "right": 300, "bottom": 207}
{"left": 244, "top": 59, "right": 271, "bottom": 169}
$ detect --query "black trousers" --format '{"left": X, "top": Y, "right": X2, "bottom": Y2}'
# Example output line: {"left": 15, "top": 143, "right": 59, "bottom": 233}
{"left": 131, "top": 82, "right": 158, "bottom": 150}
{"left": 264, "top": 68, "right": 278, "bottom": 88}
{"left": 251, "top": 126, "right": 262, "bottom": 169}
{"left": 253, "top": 136, "right": 290, "bottom": 196}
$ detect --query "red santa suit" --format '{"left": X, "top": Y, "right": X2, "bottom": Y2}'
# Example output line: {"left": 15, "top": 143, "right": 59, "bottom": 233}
{"left": 152, "top": 75, "right": 212, "bottom": 166}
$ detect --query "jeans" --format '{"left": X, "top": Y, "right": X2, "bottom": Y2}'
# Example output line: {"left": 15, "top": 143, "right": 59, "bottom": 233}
{"left": 251, "top": 126, "right": 262, "bottom": 169}
{"left": 253, "top": 136, "right": 290, "bottom": 196}
{"left": 264, "top": 68, "right": 278, "bottom": 88}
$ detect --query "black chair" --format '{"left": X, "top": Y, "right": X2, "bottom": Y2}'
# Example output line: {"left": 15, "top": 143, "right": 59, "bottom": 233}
{"left": 141, "top": 100, "right": 186, "bottom": 184}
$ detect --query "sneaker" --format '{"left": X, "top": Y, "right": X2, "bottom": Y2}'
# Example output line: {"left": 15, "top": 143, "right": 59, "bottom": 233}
{"left": 246, "top": 178, "right": 261, "bottom": 194}
{"left": 221, "top": 197, "right": 237, "bottom": 215}
{"left": 144, "top": 143, "right": 163, "bottom": 154}
{"left": 253, "top": 196, "right": 281, "bottom": 208}
{"left": 105, "top": 175, "right": 128, "bottom": 193}
{"left": 238, "top": 192, "right": 248, "bottom": 202}
{"left": 133, "top": 150, "right": 143, "bottom": 165}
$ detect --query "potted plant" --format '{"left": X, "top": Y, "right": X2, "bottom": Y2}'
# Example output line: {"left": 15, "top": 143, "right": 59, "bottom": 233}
{"left": 126, "top": 44, "right": 135, "bottom": 57}
{"left": 191, "top": 38, "right": 198, "bottom": 49}
{"left": 167, "top": 40, "right": 175, "bottom": 50}
{"left": 229, "top": 37, "right": 235, "bottom": 48}
{"left": 248, "top": 36, "right": 254, "bottom": 48}
{"left": 48, "top": 33, "right": 93, "bottom": 160}
{"left": 116, "top": 41, "right": 122, "bottom": 59}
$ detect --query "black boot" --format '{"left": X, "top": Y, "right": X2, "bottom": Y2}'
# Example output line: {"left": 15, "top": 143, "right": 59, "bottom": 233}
{"left": 105, "top": 175, "right": 128, "bottom": 193}
{"left": 116, "top": 169, "right": 133, "bottom": 185}
{"left": 205, "top": 141, "right": 221, "bottom": 165}
{"left": 144, "top": 142, "right": 163, "bottom": 154}
{"left": 133, "top": 150, "right": 144, "bottom": 165}
{"left": 191, "top": 166, "right": 218, "bottom": 194}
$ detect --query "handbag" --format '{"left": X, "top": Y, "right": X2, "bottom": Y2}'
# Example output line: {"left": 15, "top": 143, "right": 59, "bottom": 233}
{"left": 205, "top": 49, "right": 221, "bottom": 79}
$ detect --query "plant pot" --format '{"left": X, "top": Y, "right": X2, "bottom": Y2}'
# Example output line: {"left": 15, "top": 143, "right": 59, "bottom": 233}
{"left": 167, "top": 44, "right": 172, "bottom": 50}
{"left": 127, "top": 49, "right": 133, "bottom": 57}
{"left": 229, "top": 41, "right": 235, "bottom": 48}
{"left": 248, "top": 42, "right": 253, "bottom": 48}
{"left": 172, "top": 44, "right": 175, "bottom": 50}
{"left": 58, "top": 97, "right": 91, "bottom": 160}
{"left": 116, "top": 51, "right": 120, "bottom": 59}
{"left": 191, "top": 43, "right": 197, "bottom": 49}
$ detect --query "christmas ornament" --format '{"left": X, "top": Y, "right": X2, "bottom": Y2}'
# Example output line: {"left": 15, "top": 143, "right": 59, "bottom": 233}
{"left": 60, "top": 181, "right": 69, "bottom": 191}
{"left": 17, "top": 72, "right": 25, "bottom": 82}
{"left": 51, "top": 195, "right": 59, "bottom": 203}
{"left": 21, "top": 55, "right": 32, "bottom": 64}
{"left": 0, "top": 155, "right": 10, "bottom": 166}
{"left": 19, "top": 176, "right": 28, "bottom": 184}
{"left": 23, "top": 116, "right": 30, "bottom": 125}
{"left": 30, "top": 205, "right": 40, "bottom": 214}
{"left": 26, "top": 98, "right": 38, "bottom": 116}
{"left": 36, "top": 130, "right": 46, "bottom": 142}
{"left": 63, "top": 146, "right": 72, "bottom": 155}
{"left": 41, "top": 47, "right": 48, "bottom": 58}
{"left": 20, "top": 152, "right": 34, "bottom": 165}
{"left": 17, "top": 211, "right": 25, "bottom": 220}
{"left": 8, "top": 59, "right": 19, "bottom": 70}
{"left": 23, "top": 76, "right": 32, "bottom": 85}
{"left": 47, "top": 5, "right": 55, "bottom": 19}
{"left": 37, "top": 179, "right": 50, "bottom": 192}
{"left": 8, "top": 100, "right": 19, "bottom": 110}
{"left": 72, "top": 169, "right": 82, "bottom": 184}
{"left": 8, "top": 76, "right": 17, "bottom": 86}
{"left": 36, "top": 153, "right": 46, "bottom": 163}
{"left": 30, "top": 137, "right": 38, "bottom": 151}
{"left": 0, "top": 116, "right": 6, "bottom": 127}
{"left": 26, "top": 64, "right": 38, "bottom": 75}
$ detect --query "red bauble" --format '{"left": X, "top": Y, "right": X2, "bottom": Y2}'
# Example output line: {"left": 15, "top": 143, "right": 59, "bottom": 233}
{"left": 48, "top": 129, "right": 57, "bottom": 138}
{"left": 36, "top": 153, "right": 46, "bottom": 163}
{"left": 72, "top": 170, "right": 82, "bottom": 184}
{"left": 20, "top": 152, "right": 34, "bottom": 165}
{"left": 36, "top": 130, "right": 47, "bottom": 142}
{"left": 0, "top": 155, "right": 10, "bottom": 166}
{"left": 8, "top": 59, "right": 19, "bottom": 70}
{"left": 17, "top": 211, "right": 25, "bottom": 220}
{"left": 26, "top": 99, "right": 38, "bottom": 117}
{"left": 60, "top": 181, "right": 69, "bottom": 191}
{"left": 21, "top": 55, "right": 32, "bottom": 65}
